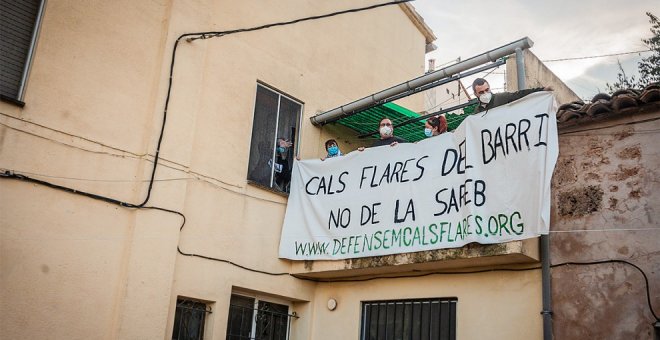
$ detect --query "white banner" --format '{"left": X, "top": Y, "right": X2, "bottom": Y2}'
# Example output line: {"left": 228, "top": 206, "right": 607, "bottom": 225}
{"left": 279, "top": 92, "right": 558, "bottom": 260}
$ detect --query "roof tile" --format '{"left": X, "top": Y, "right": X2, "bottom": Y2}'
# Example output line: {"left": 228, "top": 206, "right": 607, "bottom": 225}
{"left": 556, "top": 82, "right": 660, "bottom": 127}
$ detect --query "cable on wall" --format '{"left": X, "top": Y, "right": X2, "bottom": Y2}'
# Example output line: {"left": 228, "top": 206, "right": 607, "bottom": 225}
{"left": 2, "top": 171, "right": 658, "bottom": 320}
{"left": 139, "top": 0, "right": 413, "bottom": 207}
{"left": 1, "top": 1, "right": 658, "bottom": 323}
{"left": 0, "top": 0, "right": 412, "bottom": 277}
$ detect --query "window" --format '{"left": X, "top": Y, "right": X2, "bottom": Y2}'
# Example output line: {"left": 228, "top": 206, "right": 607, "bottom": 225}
{"left": 247, "top": 84, "right": 302, "bottom": 193}
{"left": 172, "top": 298, "right": 212, "bottom": 340}
{"left": 226, "top": 293, "right": 295, "bottom": 340}
{"left": 360, "top": 298, "right": 457, "bottom": 340}
{"left": 0, "top": 0, "right": 45, "bottom": 106}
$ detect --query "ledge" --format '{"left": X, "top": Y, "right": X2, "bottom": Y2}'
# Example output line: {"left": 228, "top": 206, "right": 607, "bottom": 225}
{"left": 290, "top": 238, "right": 540, "bottom": 279}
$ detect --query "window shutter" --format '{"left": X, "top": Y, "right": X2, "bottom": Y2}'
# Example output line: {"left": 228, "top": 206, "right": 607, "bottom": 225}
{"left": 0, "top": 0, "right": 42, "bottom": 101}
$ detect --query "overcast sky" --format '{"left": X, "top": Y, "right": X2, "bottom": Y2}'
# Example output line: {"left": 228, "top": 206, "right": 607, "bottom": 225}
{"left": 412, "top": 0, "right": 659, "bottom": 100}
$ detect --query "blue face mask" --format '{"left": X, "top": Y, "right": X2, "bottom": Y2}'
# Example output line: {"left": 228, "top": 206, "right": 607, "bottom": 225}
{"left": 327, "top": 145, "right": 339, "bottom": 156}
{"left": 424, "top": 128, "right": 434, "bottom": 137}
{"left": 276, "top": 146, "right": 286, "bottom": 153}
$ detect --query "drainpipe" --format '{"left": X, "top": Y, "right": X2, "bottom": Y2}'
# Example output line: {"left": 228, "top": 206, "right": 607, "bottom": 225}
{"left": 516, "top": 49, "right": 554, "bottom": 340}
{"left": 310, "top": 37, "right": 534, "bottom": 126}
{"left": 515, "top": 48, "right": 552, "bottom": 340}
{"left": 541, "top": 235, "right": 553, "bottom": 340}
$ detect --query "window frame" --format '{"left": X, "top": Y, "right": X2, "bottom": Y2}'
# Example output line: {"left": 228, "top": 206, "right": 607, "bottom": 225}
{"left": 172, "top": 297, "right": 213, "bottom": 340}
{"left": 246, "top": 82, "right": 303, "bottom": 194}
{"left": 0, "top": 0, "right": 46, "bottom": 107}
{"left": 360, "top": 297, "right": 457, "bottom": 340}
{"left": 226, "top": 292, "right": 294, "bottom": 340}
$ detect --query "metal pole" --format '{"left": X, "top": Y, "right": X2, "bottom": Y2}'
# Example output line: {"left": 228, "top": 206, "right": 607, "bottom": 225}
{"left": 366, "top": 58, "right": 506, "bottom": 113}
{"left": 541, "top": 235, "right": 553, "bottom": 339}
{"left": 519, "top": 39, "right": 553, "bottom": 340}
{"left": 310, "top": 37, "right": 534, "bottom": 126}
{"left": 515, "top": 47, "right": 526, "bottom": 90}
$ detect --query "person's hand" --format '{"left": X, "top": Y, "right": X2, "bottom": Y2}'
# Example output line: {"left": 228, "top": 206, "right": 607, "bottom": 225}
{"left": 320, "top": 156, "right": 326, "bottom": 161}
{"left": 389, "top": 141, "right": 398, "bottom": 147}
{"left": 357, "top": 147, "right": 365, "bottom": 152}
{"left": 544, "top": 86, "right": 554, "bottom": 91}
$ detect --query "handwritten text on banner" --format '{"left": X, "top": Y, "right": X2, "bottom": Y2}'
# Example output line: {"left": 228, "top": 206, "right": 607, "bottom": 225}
{"left": 279, "top": 92, "right": 558, "bottom": 260}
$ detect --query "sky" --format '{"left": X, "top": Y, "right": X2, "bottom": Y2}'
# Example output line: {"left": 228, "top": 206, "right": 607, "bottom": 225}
{"left": 411, "top": 0, "right": 660, "bottom": 101}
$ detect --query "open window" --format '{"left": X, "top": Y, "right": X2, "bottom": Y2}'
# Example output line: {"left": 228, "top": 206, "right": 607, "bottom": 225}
{"left": 246, "top": 83, "right": 302, "bottom": 194}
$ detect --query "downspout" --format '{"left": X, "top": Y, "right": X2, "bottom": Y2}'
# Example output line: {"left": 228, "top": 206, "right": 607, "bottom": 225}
{"left": 516, "top": 51, "right": 553, "bottom": 340}
{"left": 541, "top": 235, "right": 553, "bottom": 339}
{"left": 310, "top": 37, "right": 534, "bottom": 126}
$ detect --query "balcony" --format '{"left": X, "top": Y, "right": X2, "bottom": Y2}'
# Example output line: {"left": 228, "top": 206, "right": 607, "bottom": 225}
{"left": 290, "top": 238, "right": 539, "bottom": 279}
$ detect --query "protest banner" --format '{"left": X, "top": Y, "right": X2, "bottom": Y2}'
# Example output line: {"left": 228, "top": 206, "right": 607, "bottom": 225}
{"left": 279, "top": 92, "right": 558, "bottom": 260}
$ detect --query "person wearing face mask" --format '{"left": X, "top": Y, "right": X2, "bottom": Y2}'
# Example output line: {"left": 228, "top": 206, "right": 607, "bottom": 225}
{"left": 321, "top": 139, "right": 342, "bottom": 161}
{"left": 424, "top": 115, "right": 448, "bottom": 138}
{"left": 371, "top": 118, "right": 407, "bottom": 147}
{"left": 273, "top": 137, "right": 293, "bottom": 192}
{"left": 472, "top": 78, "right": 553, "bottom": 114}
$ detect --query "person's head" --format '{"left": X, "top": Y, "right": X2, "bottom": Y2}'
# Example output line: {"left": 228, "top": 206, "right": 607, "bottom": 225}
{"left": 325, "top": 139, "right": 340, "bottom": 156}
{"left": 472, "top": 78, "right": 492, "bottom": 105}
{"left": 379, "top": 118, "right": 394, "bottom": 139}
{"left": 424, "top": 115, "right": 448, "bottom": 137}
{"left": 276, "top": 137, "right": 292, "bottom": 154}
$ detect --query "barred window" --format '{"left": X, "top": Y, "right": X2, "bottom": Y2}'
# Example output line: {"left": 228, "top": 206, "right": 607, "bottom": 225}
{"left": 361, "top": 298, "right": 457, "bottom": 340}
{"left": 246, "top": 83, "right": 302, "bottom": 194}
{"left": 172, "top": 298, "right": 212, "bottom": 340}
{"left": 226, "top": 293, "right": 295, "bottom": 340}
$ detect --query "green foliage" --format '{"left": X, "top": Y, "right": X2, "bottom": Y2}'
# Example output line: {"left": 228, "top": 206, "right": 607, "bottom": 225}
{"left": 606, "top": 12, "right": 660, "bottom": 91}
{"left": 638, "top": 12, "right": 660, "bottom": 84}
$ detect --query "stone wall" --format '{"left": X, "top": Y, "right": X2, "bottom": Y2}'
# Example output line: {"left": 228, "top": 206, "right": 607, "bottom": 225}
{"left": 550, "top": 107, "right": 660, "bottom": 339}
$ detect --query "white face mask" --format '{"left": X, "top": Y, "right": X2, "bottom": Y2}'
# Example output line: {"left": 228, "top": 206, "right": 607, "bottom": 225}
{"left": 479, "top": 92, "right": 492, "bottom": 104}
{"left": 380, "top": 126, "right": 393, "bottom": 137}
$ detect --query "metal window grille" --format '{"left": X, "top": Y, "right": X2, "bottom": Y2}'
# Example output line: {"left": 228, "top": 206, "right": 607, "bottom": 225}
{"left": 361, "top": 298, "right": 457, "bottom": 340}
{"left": 246, "top": 83, "right": 302, "bottom": 193}
{"left": 226, "top": 294, "right": 297, "bottom": 340}
{"left": 173, "top": 299, "right": 212, "bottom": 340}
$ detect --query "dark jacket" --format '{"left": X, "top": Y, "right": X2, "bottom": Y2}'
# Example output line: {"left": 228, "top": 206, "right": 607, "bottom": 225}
{"left": 474, "top": 87, "right": 545, "bottom": 113}
{"left": 372, "top": 136, "right": 407, "bottom": 147}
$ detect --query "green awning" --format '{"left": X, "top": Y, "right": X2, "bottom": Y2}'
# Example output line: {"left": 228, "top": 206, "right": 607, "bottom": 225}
{"left": 334, "top": 102, "right": 479, "bottom": 143}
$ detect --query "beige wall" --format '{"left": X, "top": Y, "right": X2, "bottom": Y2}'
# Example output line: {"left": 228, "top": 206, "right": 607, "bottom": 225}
{"left": 0, "top": 1, "right": 545, "bottom": 339}
{"left": 506, "top": 49, "right": 580, "bottom": 105}
{"left": 312, "top": 271, "right": 542, "bottom": 340}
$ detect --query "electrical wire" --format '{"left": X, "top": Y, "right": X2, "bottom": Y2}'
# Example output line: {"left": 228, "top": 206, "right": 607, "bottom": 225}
{"left": 0, "top": 112, "right": 146, "bottom": 158}
{"left": 306, "top": 259, "right": 659, "bottom": 322}
{"left": 139, "top": 0, "right": 413, "bottom": 208}
{"left": 2, "top": 1, "right": 658, "bottom": 322}
{"left": 2, "top": 171, "right": 657, "bottom": 319}
{"left": 542, "top": 49, "right": 653, "bottom": 63}
{"left": 0, "top": 0, "right": 412, "bottom": 277}
{"left": 550, "top": 228, "right": 659, "bottom": 233}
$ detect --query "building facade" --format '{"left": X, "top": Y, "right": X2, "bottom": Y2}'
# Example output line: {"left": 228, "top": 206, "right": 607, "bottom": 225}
{"left": 0, "top": 1, "right": 601, "bottom": 340}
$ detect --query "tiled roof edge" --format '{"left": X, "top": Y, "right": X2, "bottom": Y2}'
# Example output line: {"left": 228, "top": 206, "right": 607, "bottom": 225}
{"left": 556, "top": 82, "right": 660, "bottom": 128}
